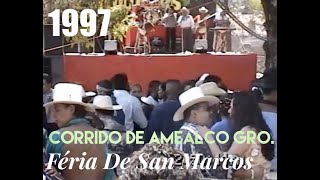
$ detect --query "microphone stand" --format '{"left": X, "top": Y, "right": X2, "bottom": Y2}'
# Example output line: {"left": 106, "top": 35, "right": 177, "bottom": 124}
{"left": 181, "top": 27, "right": 184, "bottom": 53}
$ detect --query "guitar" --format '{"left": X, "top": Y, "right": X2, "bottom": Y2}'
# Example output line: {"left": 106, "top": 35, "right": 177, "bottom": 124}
{"left": 194, "top": 13, "right": 217, "bottom": 34}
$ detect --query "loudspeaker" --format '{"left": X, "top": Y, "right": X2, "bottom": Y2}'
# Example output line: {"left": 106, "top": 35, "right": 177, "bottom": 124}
{"left": 104, "top": 40, "right": 117, "bottom": 51}
{"left": 194, "top": 39, "right": 208, "bottom": 53}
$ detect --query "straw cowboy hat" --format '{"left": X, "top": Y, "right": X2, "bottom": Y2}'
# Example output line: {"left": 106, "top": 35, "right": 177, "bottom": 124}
{"left": 195, "top": 73, "right": 210, "bottom": 87}
{"left": 92, "top": 95, "right": 122, "bottom": 111}
{"left": 85, "top": 91, "right": 96, "bottom": 97}
{"left": 173, "top": 87, "right": 220, "bottom": 121}
{"left": 199, "top": 82, "right": 226, "bottom": 96}
{"left": 141, "top": 96, "right": 159, "bottom": 106}
{"left": 43, "top": 83, "right": 95, "bottom": 112}
{"left": 199, "top": 7, "right": 208, "bottom": 13}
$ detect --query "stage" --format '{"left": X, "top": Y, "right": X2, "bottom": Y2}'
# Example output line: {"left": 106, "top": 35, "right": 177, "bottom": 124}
{"left": 63, "top": 52, "right": 257, "bottom": 92}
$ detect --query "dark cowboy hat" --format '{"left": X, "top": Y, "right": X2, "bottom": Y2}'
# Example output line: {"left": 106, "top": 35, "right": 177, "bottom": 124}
{"left": 252, "top": 74, "right": 277, "bottom": 90}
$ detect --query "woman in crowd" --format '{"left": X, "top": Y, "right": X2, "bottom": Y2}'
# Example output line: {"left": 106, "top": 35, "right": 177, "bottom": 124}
{"left": 44, "top": 83, "right": 114, "bottom": 180}
{"left": 198, "top": 91, "right": 275, "bottom": 179}
{"left": 251, "top": 68, "right": 277, "bottom": 171}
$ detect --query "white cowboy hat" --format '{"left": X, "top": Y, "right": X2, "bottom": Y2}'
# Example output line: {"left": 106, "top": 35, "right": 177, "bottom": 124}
{"left": 195, "top": 73, "right": 210, "bottom": 87}
{"left": 85, "top": 91, "right": 96, "bottom": 97}
{"left": 199, "top": 82, "right": 226, "bottom": 96}
{"left": 141, "top": 96, "right": 159, "bottom": 106}
{"left": 92, "top": 95, "right": 122, "bottom": 111}
{"left": 43, "top": 83, "right": 95, "bottom": 112}
{"left": 256, "top": 72, "right": 264, "bottom": 79}
{"left": 199, "top": 7, "right": 208, "bottom": 13}
{"left": 173, "top": 87, "right": 220, "bottom": 121}
{"left": 181, "top": 7, "right": 189, "bottom": 12}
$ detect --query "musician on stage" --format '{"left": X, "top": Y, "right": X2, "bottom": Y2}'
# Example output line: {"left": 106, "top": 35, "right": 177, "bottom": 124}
{"left": 212, "top": 10, "right": 231, "bottom": 52}
{"left": 193, "top": 6, "right": 209, "bottom": 39}
{"left": 161, "top": 6, "right": 177, "bottom": 52}
{"left": 177, "top": 7, "right": 195, "bottom": 52}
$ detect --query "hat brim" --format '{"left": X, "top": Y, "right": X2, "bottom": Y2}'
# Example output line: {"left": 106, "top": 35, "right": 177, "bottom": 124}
{"left": 195, "top": 80, "right": 204, "bottom": 87}
{"left": 181, "top": 8, "right": 189, "bottom": 12}
{"left": 85, "top": 91, "right": 96, "bottom": 97}
{"left": 93, "top": 104, "right": 122, "bottom": 111}
{"left": 173, "top": 96, "right": 220, "bottom": 121}
{"left": 199, "top": 9, "right": 208, "bottom": 13}
{"left": 141, "top": 97, "right": 155, "bottom": 106}
{"left": 43, "top": 101, "right": 96, "bottom": 113}
{"left": 205, "top": 88, "right": 227, "bottom": 96}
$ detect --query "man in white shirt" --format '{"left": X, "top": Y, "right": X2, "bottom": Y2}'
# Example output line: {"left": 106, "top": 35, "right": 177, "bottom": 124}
{"left": 162, "top": 6, "right": 177, "bottom": 52}
{"left": 177, "top": 7, "right": 195, "bottom": 52}
{"left": 111, "top": 73, "right": 148, "bottom": 131}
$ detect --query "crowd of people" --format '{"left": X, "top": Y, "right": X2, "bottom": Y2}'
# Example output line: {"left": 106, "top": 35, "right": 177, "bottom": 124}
{"left": 43, "top": 68, "right": 277, "bottom": 180}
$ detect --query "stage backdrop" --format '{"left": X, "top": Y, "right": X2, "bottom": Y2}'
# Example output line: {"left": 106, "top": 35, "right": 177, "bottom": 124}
{"left": 63, "top": 53, "right": 257, "bottom": 93}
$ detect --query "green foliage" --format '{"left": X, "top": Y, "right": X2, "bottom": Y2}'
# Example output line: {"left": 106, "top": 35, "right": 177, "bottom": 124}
{"left": 47, "top": 1, "right": 131, "bottom": 49}
{"left": 248, "top": 0, "right": 263, "bottom": 11}
{"left": 180, "top": 0, "right": 190, "bottom": 7}
{"left": 64, "top": 32, "right": 94, "bottom": 49}
{"left": 109, "top": 5, "right": 132, "bottom": 43}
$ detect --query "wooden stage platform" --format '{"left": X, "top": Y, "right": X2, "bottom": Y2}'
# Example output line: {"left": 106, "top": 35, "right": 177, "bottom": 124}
{"left": 63, "top": 53, "right": 257, "bottom": 92}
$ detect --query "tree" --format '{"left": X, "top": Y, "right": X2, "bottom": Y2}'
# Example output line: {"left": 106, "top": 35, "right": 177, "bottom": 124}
{"left": 261, "top": 0, "right": 277, "bottom": 69}
{"left": 43, "top": 0, "right": 131, "bottom": 50}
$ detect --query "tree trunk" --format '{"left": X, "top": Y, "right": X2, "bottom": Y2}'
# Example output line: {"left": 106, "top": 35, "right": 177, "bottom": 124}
{"left": 261, "top": 0, "right": 277, "bottom": 69}
{"left": 47, "top": 0, "right": 52, "bottom": 13}
{"left": 224, "top": 0, "right": 232, "bottom": 51}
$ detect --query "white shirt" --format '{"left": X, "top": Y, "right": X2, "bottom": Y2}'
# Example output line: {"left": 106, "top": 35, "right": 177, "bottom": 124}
{"left": 113, "top": 90, "right": 148, "bottom": 131}
{"left": 162, "top": 13, "right": 177, "bottom": 28}
{"left": 177, "top": 15, "right": 194, "bottom": 28}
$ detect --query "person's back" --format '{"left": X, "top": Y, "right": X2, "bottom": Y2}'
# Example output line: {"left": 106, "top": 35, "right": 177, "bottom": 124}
{"left": 110, "top": 95, "right": 126, "bottom": 125}
{"left": 211, "top": 116, "right": 233, "bottom": 151}
{"left": 47, "top": 122, "right": 113, "bottom": 180}
{"left": 61, "top": 124, "right": 109, "bottom": 180}
{"left": 144, "top": 80, "right": 183, "bottom": 142}
{"left": 114, "top": 90, "right": 147, "bottom": 130}
{"left": 141, "top": 103, "right": 154, "bottom": 120}
{"left": 145, "top": 100, "right": 183, "bottom": 142}
{"left": 262, "top": 111, "right": 277, "bottom": 171}
{"left": 111, "top": 73, "right": 148, "bottom": 131}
